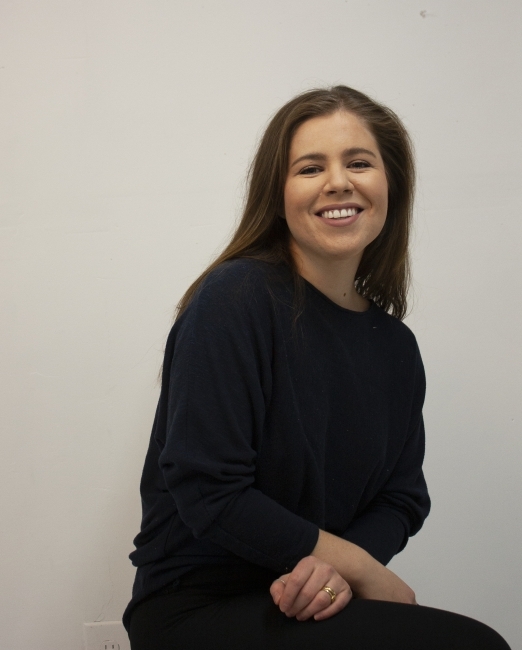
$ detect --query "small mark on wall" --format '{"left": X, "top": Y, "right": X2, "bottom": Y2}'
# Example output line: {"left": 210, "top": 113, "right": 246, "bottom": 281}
{"left": 420, "top": 10, "right": 427, "bottom": 17}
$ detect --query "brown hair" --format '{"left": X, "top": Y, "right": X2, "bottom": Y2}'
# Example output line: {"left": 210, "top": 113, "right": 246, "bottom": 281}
{"left": 176, "top": 85, "right": 415, "bottom": 320}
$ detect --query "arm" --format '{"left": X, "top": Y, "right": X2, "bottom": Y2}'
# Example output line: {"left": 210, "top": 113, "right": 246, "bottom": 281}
{"left": 311, "top": 529, "right": 417, "bottom": 602}
{"left": 269, "top": 530, "right": 416, "bottom": 621}
{"left": 273, "top": 343, "right": 428, "bottom": 608}
{"left": 342, "top": 414, "right": 430, "bottom": 565}
{"left": 157, "top": 267, "right": 319, "bottom": 572}
{"left": 342, "top": 343, "right": 430, "bottom": 565}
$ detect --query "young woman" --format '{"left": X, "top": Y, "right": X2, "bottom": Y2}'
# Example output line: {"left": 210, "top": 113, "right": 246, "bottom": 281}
{"left": 124, "top": 86, "right": 510, "bottom": 649}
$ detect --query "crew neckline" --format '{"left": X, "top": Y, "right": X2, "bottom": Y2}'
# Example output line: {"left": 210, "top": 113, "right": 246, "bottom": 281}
{"left": 302, "top": 277, "right": 376, "bottom": 315}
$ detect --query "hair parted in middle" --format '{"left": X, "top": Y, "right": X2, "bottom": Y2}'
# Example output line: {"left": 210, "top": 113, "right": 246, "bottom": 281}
{"left": 176, "top": 85, "right": 415, "bottom": 320}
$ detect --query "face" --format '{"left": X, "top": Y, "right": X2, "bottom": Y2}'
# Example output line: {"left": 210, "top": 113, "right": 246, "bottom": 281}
{"left": 284, "top": 110, "right": 388, "bottom": 270}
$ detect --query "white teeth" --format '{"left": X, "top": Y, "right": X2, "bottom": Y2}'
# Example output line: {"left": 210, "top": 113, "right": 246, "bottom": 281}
{"left": 321, "top": 208, "right": 359, "bottom": 219}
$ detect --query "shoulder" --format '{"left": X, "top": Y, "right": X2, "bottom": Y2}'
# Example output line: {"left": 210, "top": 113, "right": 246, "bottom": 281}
{"left": 366, "top": 309, "right": 426, "bottom": 405}
{"left": 373, "top": 307, "right": 424, "bottom": 369}
{"left": 163, "top": 261, "right": 279, "bottom": 388}
{"left": 200, "top": 258, "right": 279, "bottom": 296}
{"left": 182, "top": 259, "right": 287, "bottom": 325}
{"left": 374, "top": 306, "right": 418, "bottom": 346}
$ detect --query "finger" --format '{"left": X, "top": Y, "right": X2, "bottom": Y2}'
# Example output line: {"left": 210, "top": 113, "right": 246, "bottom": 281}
{"left": 281, "top": 566, "right": 335, "bottom": 617}
{"left": 278, "top": 564, "right": 316, "bottom": 615}
{"left": 297, "top": 584, "right": 352, "bottom": 622}
{"left": 313, "top": 586, "right": 352, "bottom": 621}
{"left": 279, "top": 574, "right": 328, "bottom": 616}
{"left": 270, "top": 575, "right": 289, "bottom": 606}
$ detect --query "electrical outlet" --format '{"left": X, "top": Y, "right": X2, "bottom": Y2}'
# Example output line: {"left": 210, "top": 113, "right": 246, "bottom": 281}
{"left": 83, "top": 621, "right": 130, "bottom": 650}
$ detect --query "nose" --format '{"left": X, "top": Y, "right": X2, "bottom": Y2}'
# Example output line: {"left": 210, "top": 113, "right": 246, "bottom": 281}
{"left": 324, "top": 166, "right": 354, "bottom": 195}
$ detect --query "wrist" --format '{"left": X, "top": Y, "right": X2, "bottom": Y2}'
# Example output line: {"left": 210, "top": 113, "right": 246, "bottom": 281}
{"left": 311, "top": 529, "right": 379, "bottom": 589}
{"left": 341, "top": 541, "right": 378, "bottom": 592}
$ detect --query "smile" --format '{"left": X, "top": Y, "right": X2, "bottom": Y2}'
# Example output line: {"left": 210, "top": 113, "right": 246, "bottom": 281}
{"left": 319, "top": 207, "right": 361, "bottom": 219}
{"left": 316, "top": 205, "right": 362, "bottom": 219}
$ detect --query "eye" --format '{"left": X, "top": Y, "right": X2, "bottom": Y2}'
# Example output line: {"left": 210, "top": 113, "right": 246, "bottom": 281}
{"left": 298, "top": 165, "right": 322, "bottom": 175}
{"left": 348, "top": 160, "right": 371, "bottom": 169}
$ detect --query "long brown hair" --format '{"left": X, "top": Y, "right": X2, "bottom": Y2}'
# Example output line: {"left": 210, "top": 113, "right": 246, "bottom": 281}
{"left": 176, "top": 85, "right": 415, "bottom": 320}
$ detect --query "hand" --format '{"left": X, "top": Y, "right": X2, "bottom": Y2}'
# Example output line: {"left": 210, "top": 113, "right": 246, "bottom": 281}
{"left": 310, "top": 530, "right": 417, "bottom": 606}
{"left": 270, "top": 556, "right": 352, "bottom": 621}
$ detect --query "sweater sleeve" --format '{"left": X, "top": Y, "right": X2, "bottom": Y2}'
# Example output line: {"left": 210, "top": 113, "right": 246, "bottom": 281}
{"left": 157, "top": 266, "right": 319, "bottom": 573}
{"left": 341, "top": 345, "right": 430, "bottom": 565}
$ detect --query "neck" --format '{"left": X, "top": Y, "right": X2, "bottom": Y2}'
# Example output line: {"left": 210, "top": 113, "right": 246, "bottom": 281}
{"left": 290, "top": 245, "right": 369, "bottom": 312}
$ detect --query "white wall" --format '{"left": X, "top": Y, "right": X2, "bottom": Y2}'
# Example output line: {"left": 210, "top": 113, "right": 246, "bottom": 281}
{"left": 1, "top": 1, "right": 521, "bottom": 648}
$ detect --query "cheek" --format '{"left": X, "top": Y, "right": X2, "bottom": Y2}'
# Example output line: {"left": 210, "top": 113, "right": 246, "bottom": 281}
{"left": 284, "top": 179, "right": 320, "bottom": 216}
{"left": 284, "top": 185, "right": 305, "bottom": 215}
{"left": 380, "top": 193, "right": 389, "bottom": 218}
{"left": 283, "top": 185, "right": 294, "bottom": 217}
{"left": 374, "top": 180, "right": 389, "bottom": 217}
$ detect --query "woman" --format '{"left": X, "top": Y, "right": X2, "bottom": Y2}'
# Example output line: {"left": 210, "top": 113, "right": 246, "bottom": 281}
{"left": 124, "top": 86, "right": 510, "bottom": 649}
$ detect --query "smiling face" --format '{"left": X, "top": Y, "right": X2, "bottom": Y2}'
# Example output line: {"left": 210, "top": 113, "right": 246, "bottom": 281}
{"left": 284, "top": 110, "right": 388, "bottom": 272}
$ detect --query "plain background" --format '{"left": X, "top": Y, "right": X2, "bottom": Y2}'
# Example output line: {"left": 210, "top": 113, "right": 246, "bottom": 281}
{"left": 1, "top": 1, "right": 521, "bottom": 648}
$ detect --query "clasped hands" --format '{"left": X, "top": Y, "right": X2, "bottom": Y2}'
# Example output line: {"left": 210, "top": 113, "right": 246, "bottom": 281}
{"left": 270, "top": 556, "right": 352, "bottom": 622}
{"left": 270, "top": 553, "right": 417, "bottom": 622}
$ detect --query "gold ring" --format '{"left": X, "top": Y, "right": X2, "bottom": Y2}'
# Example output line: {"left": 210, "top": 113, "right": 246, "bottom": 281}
{"left": 320, "top": 586, "right": 336, "bottom": 604}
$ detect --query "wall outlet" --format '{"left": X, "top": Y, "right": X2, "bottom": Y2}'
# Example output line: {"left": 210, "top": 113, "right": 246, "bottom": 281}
{"left": 83, "top": 621, "right": 130, "bottom": 650}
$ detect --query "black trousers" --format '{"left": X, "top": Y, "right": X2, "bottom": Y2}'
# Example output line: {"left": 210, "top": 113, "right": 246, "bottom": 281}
{"left": 128, "top": 565, "right": 511, "bottom": 650}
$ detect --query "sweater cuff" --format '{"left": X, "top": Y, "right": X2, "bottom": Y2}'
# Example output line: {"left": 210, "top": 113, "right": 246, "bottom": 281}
{"left": 341, "top": 510, "right": 407, "bottom": 566}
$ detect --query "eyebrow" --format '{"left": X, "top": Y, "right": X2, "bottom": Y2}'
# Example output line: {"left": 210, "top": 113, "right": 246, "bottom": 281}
{"left": 290, "top": 147, "right": 377, "bottom": 168}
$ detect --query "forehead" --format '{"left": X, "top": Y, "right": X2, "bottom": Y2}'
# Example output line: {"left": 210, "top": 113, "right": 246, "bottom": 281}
{"left": 290, "top": 110, "right": 380, "bottom": 155}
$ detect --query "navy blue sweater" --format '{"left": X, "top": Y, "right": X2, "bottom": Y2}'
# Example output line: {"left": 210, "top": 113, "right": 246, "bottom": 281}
{"left": 123, "top": 259, "right": 430, "bottom": 629}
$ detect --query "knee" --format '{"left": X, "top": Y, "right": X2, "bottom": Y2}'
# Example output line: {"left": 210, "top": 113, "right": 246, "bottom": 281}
{"left": 453, "top": 615, "right": 511, "bottom": 650}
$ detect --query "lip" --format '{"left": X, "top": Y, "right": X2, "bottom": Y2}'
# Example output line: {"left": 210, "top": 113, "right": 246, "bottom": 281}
{"left": 315, "top": 202, "right": 364, "bottom": 227}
